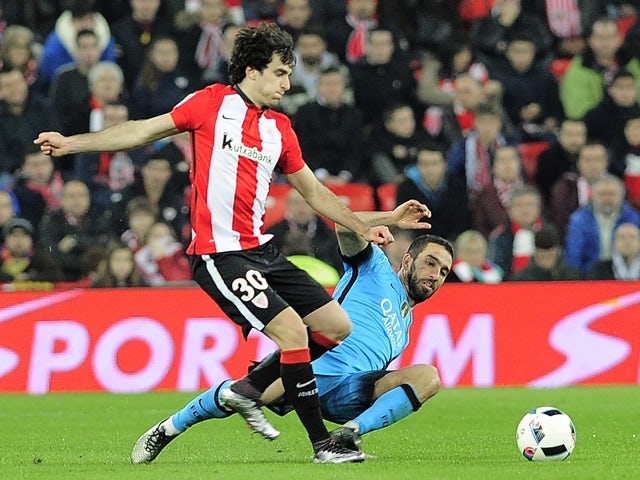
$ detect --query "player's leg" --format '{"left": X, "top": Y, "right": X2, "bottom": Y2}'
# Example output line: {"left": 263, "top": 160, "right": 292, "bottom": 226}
{"left": 131, "top": 380, "right": 234, "bottom": 464}
{"left": 195, "top": 247, "right": 363, "bottom": 462}
{"left": 303, "top": 301, "right": 352, "bottom": 358}
{"left": 344, "top": 364, "right": 441, "bottom": 437}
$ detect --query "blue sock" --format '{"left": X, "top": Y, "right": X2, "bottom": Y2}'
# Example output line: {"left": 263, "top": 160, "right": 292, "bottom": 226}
{"left": 171, "top": 379, "right": 233, "bottom": 432}
{"left": 352, "top": 385, "right": 420, "bottom": 435}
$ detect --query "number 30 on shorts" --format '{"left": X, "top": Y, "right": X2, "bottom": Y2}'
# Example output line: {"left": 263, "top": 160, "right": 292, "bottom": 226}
{"left": 231, "top": 270, "right": 269, "bottom": 302}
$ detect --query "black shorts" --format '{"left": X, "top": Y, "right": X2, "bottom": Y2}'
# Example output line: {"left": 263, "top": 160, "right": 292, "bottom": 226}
{"left": 190, "top": 243, "right": 333, "bottom": 337}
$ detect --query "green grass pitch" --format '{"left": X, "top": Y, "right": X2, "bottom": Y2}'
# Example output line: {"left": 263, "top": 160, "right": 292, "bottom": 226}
{"left": 1, "top": 385, "right": 638, "bottom": 479}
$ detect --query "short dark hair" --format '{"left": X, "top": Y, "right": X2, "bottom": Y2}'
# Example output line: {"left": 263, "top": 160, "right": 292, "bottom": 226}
{"left": 407, "top": 234, "right": 454, "bottom": 261}
{"left": 69, "top": 0, "right": 96, "bottom": 18}
{"left": 534, "top": 225, "right": 561, "bottom": 249}
{"left": 474, "top": 102, "right": 501, "bottom": 118}
{"left": 610, "top": 68, "right": 636, "bottom": 85}
{"left": 229, "top": 23, "right": 295, "bottom": 84}
{"left": 507, "top": 32, "right": 536, "bottom": 46}
{"left": 382, "top": 101, "right": 412, "bottom": 123}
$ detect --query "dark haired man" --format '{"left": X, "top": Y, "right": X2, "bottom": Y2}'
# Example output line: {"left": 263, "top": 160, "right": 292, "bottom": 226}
{"left": 35, "top": 23, "right": 395, "bottom": 463}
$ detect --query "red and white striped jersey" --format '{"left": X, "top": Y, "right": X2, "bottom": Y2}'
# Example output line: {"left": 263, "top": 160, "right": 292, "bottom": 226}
{"left": 170, "top": 84, "right": 305, "bottom": 254}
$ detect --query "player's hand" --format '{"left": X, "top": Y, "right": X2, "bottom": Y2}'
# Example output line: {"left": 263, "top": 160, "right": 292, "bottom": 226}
{"left": 33, "top": 132, "right": 70, "bottom": 157}
{"left": 392, "top": 200, "right": 432, "bottom": 230}
{"left": 363, "top": 225, "right": 394, "bottom": 246}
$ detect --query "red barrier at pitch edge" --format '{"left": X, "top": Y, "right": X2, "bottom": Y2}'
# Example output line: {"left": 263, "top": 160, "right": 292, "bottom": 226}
{"left": 1, "top": 282, "right": 639, "bottom": 393}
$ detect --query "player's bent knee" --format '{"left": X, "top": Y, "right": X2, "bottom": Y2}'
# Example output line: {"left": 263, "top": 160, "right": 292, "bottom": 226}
{"left": 411, "top": 364, "right": 441, "bottom": 401}
{"left": 264, "top": 310, "right": 309, "bottom": 350}
{"left": 303, "top": 301, "right": 352, "bottom": 342}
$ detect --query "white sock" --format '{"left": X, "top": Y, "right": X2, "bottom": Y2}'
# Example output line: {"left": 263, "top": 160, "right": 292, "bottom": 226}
{"left": 161, "top": 416, "right": 180, "bottom": 436}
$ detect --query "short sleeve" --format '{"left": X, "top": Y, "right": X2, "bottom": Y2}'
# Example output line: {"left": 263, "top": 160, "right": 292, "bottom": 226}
{"left": 277, "top": 115, "right": 306, "bottom": 174}
{"left": 170, "top": 85, "right": 220, "bottom": 132}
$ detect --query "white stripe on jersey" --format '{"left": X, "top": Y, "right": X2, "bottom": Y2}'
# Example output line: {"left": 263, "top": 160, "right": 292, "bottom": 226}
{"left": 211, "top": 94, "right": 247, "bottom": 251}
{"left": 252, "top": 114, "right": 284, "bottom": 238}
{"left": 203, "top": 254, "right": 266, "bottom": 331}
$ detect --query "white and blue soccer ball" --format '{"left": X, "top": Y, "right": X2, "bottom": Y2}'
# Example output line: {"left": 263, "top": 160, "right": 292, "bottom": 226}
{"left": 516, "top": 406, "right": 576, "bottom": 461}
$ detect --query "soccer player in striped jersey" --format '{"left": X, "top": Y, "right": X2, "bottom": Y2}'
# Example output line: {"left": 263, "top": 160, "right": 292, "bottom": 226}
{"left": 35, "top": 23, "right": 396, "bottom": 463}
{"left": 129, "top": 201, "right": 453, "bottom": 463}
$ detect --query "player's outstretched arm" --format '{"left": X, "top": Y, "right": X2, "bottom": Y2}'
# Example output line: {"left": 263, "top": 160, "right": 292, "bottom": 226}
{"left": 34, "top": 113, "right": 180, "bottom": 156}
{"left": 336, "top": 200, "right": 432, "bottom": 257}
{"left": 287, "top": 165, "right": 393, "bottom": 246}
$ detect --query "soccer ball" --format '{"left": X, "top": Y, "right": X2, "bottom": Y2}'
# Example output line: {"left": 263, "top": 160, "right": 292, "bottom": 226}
{"left": 516, "top": 406, "right": 576, "bottom": 461}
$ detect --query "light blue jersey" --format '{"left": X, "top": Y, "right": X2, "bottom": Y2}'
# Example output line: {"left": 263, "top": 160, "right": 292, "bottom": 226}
{"left": 312, "top": 244, "right": 412, "bottom": 376}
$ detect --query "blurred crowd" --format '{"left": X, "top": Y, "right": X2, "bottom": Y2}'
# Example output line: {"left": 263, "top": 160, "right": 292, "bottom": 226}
{"left": 1, "top": 0, "right": 640, "bottom": 288}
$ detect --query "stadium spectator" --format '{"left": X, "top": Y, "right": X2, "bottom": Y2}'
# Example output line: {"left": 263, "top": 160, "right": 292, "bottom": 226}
{"left": 12, "top": 146, "right": 64, "bottom": 232}
{"left": 110, "top": 0, "right": 175, "bottom": 89}
{"left": 86, "top": 62, "right": 126, "bottom": 132}
{"left": 589, "top": 222, "right": 640, "bottom": 280}
{"left": 174, "top": 0, "right": 235, "bottom": 87}
{"left": 368, "top": 102, "right": 433, "bottom": 186}
{"left": 565, "top": 174, "right": 640, "bottom": 275}
{"left": 91, "top": 240, "right": 148, "bottom": 287}
{"left": 617, "top": 116, "right": 640, "bottom": 183}
{"left": 73, "top": 103, "right": 144, "bottom": 212}
{"left": 76, "top": 246, "right": 107, "bottom": 288}
{"left": 49, "top": 30, "right": 102, "bottom": 138}
{"left": 129, "top": 211, "right": 451, "bottom": 465}
{"left": 448, "top": 229, "right": 503, "bottom": 283}
{"left": 510, "top": 224, "right": 582, "bottom": 281}
{"left": 473, "top": 145, "right": 524, "bottom": 239}
{"left": 423, "top": 73, "right": 511, "bottom": 151}
{"left": 535, "top": 119, "right": 587, "bottom": 208}
{"left": 120, "top": 197, "right": 158, "bottom": 252}
{"left": 550, "top": 141, "right": 609, "bottom": 239}
{"left": 293, "top": 66, "right": 364, "bottom": 184}
{"left": 38, "top": 0, "right": 116, "bottom": 92}
{"left": 0, "top": 189, "right": 19, "bottom": 243}
{"left": 494, "top": 33, "right": 564, "bottom": 143}
{"left": 325, "top": 0, "right": 407, "bottom": 64}
{"left": 469, "top": 0, "right": 553, "bottom": 74}
{"left": 0, "top": 69, "right": 59, "bottom": 181}
{"left": 349, "top": 28, "right": 416, "bottom": 136}
{"left": 0, "top": 217, "right": 62, "bottom": 284}
{"left": 110, "top": 154, "right": 189, "bottom": 244}
{"left": 538, "top": 0, "right": 585, "bottom": 58}
{"left": 488, "top": 185, "right": 544, "bottom": 279}
{"left": 38, "top": 180, "right": 114, "bottom": 281}
{"left": 0, "top": 25, "right": 39, "bottom": 87}
{"left": 276, "top": 0, "right": 314, "bottom": 42}
{"left": 395, "top": 142, "right": 470, "bottom": 242}
{"left": 560, "top": 17, "right": 640, "bottom": 120}
{"left": 380, "top": 0, "right": 461, "bottom": 54}
{"left": 130, "top": 36, "right": 195, "bottom": 120}
{"left": 279, "top": 27, "right": 347, "bottom": 116}
{"left": 416, "top": 33, "right": 495, "bottom": 109}
{"left": 446, "top": 103, "right": 510, "bottom": 202}
{"left": 134, "top": 221, "right": 191, "bottom": 286}
{"left": 144, "top": 134, "right": 193, "bottom": 195}
{"left": 266, "top": 189, "right": 343, "bottom": 272}
{"left": 583, "top": 69, "right": 640, "bottom": 170}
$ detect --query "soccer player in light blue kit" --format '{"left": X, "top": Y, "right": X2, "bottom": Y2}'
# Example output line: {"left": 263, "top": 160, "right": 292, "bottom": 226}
{"left": 132, "top": 200, "right": 453, "bottom": 463}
